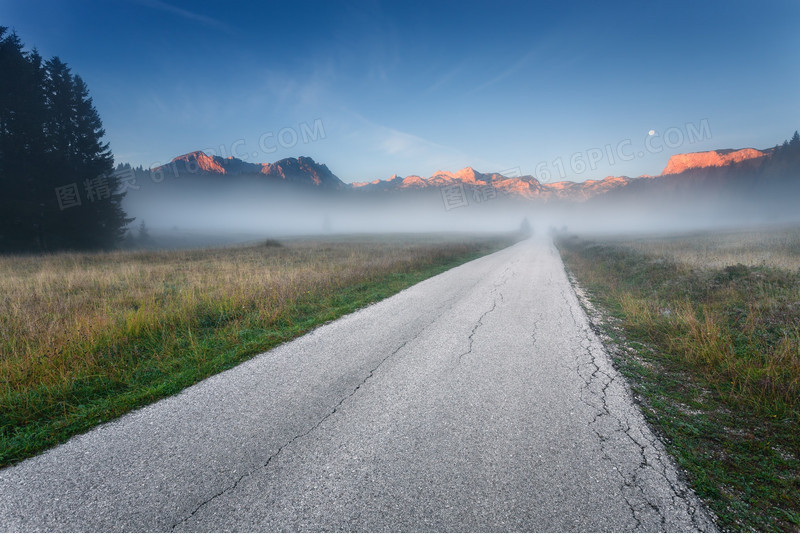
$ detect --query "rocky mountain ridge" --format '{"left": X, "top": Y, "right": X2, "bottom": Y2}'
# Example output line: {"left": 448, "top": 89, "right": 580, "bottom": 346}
{"left": 145, "top": 143, "right": 782, "bottom": 202}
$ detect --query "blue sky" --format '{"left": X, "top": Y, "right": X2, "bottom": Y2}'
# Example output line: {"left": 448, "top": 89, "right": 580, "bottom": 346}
{"left": 2, "top": 0, "right": 799, "bottom": 182}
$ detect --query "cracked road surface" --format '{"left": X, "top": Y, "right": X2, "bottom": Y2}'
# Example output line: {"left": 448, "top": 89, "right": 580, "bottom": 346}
{"left": 0, "top": 237, "right": 716, "bottom": 532}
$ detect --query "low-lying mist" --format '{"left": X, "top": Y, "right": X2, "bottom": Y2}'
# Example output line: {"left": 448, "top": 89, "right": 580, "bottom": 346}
{"left": 121, "top": 176, "right": 800, "bottom": 247}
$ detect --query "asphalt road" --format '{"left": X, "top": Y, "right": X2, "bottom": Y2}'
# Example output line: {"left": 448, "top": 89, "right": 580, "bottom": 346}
{"left": 0, "top": 237, "right": 716, "bottom": 532}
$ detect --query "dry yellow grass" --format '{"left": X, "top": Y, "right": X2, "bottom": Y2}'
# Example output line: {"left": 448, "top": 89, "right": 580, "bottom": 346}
{"left": 612, "top": 227, "right": 800, "bottom": 271}
{"left": 559, "top": 227, "right": 800, "bottom": 414}
{"left": 558, "top": 230, "right": 800, "bottom": 531}
{"left": 0, "top": 237, "right": 488, "bottom": 393}
{"left": 0, "top": 234, "right": 511, "bottom": 466}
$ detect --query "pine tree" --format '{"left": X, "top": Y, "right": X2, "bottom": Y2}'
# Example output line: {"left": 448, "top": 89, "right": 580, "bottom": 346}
{"left": 790, "top": 131, "right": 800, "bottom": 149}
{"left": 59, "top": 72, "right": 130, "bottom": 248}
{"left": 0, "top": 28, "right": 48, "bottom": 250}
{"left": 519, "top": 216, "right": 532, "bottom": 236}
{"left": 0, "top": 30, "right": 130, "bottom": 251}
{"left": 137, "top": 220, "right": 150, "bottom": 242}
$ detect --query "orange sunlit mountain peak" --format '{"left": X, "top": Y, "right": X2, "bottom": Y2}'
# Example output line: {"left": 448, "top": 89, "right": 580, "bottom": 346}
{"left": 661, "top": 148, "right": 769, "bottom": 175}
{"left": 170, "top": 151, "right": 227, "bottom": 174}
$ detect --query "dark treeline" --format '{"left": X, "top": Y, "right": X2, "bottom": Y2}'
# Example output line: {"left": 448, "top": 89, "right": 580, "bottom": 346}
{"left": 0, "top": 28, "right": 130, "bottom": 252}
{"left": 592, "top": 131, "right": 800, "bottom": 217}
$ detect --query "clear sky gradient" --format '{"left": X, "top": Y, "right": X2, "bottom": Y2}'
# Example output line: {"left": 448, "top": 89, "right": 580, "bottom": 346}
{"left": 2, "top": 0, "right": 799, "bottom": 182}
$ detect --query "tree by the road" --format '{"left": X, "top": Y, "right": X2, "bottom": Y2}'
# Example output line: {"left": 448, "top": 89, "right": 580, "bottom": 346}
{"left": 0, "top": 28, "right": 130, "bottom": 252}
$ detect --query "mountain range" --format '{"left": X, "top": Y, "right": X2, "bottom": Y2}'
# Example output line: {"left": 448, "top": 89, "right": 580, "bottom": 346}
{"left": 152, "top": 152, "right": 346, "bottom": 188}
{"left": 351, "top": 146, "right": 774, "bottom": 200}
{"left": 141, "top": 145, "right": 776, "bottom": 203}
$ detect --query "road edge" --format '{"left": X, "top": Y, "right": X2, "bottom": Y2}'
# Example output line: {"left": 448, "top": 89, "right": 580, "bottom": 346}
{"left": 560, "top": 261, "right": 720, "bottom": 532}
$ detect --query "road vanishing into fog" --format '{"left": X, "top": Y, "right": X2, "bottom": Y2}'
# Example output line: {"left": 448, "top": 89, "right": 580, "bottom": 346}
{"left": 0, "top": 237, "right": 716, "bottom": 532}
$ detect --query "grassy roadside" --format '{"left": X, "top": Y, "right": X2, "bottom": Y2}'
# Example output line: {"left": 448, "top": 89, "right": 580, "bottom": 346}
{"left": 0, "top": 234, "right": 516, "bottom": 468}
{"left": 557, "top": 232, "right": 800, "bottom": 532}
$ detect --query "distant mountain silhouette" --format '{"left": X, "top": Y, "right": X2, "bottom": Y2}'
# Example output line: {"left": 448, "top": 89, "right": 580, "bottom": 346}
{"left": 151, "top": 152, "right": 345, "bottom": 189}
{"left": 129, "top": 134, "right": 800, "bottom": 207}
{"left": 660, "top": 148, "right": 771, "bottom": 175}
{"left": 586, "top": 135, "right": 800, "bottom": 227}
{"left": 116, "top": 133, "right": 800, "bottom": 235}
{"left": 350, "top": 142, "right": 797, "bottom": 208}
{"left": 351, "top": 167, "right": 636, "bottom": 200}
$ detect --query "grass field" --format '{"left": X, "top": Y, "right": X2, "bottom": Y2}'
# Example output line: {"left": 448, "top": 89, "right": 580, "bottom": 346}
{"left": 0, "top": 233, "right": 515, "bottom": 467}
{"left": 617, "top": 226, "right": 800, "bottom": 271}
{"left": 557, "top": 228, "right": 800, "bottom": 532}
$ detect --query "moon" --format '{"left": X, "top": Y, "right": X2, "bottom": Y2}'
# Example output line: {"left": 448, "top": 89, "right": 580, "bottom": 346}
{"left": 648, "top": 129, "right": 656, "bottom": 136}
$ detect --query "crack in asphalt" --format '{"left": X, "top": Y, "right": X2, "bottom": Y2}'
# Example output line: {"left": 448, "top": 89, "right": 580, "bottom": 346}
{"left": 0, "top": 239, "right": 720, "bottom": 532}
{"left": 170, "top": 270, "right": 493, "bottom": 531}
{"left": 454, "top": 265, "right": 513, "bottom": 367}
{"left": 455, "top": 298, "right": 498, "bottom": 366}
{"left": 559, "top": 268, "right": 715, "bottom": 532}
{"left": 170, "top": 337, "right": 412, "bottom": 531}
